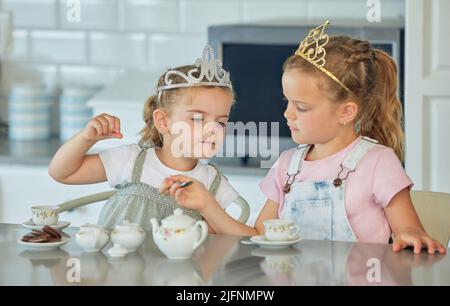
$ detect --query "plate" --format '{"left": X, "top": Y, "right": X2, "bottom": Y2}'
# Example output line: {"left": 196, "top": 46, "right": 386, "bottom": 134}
{"left": 22, "top": 220, "right": 70, "bottom": 231}
{"left": 250, "top": 235, "right": 302, "bottom": 249}
{"left": 17, "top": 237, "right": 71, "bottom": 251}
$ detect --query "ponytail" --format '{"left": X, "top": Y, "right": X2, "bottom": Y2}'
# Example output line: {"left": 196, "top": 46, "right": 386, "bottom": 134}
{"left": 140, "top": 94, "right": 163, "bottom": 147}
{"left": 359, "top": 49, "right": 404, "bottom": 162}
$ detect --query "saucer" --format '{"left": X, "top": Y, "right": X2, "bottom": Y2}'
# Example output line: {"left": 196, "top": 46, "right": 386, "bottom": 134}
{"left": 17, "top": 237, "right": 70, "bottom": 251}
{"left": 250, "top": 235, "right": 302, "bottom": 249}
{"left": 22, "top": 220, "right": 70, "bottom": 231}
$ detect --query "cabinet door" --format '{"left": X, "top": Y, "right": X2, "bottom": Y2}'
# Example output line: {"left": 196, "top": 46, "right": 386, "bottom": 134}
{"left": 405, "top": 0, "right": 450, "bottom": 192}
{"left": 0, "top": 165, "right": 111, "bottom": 226}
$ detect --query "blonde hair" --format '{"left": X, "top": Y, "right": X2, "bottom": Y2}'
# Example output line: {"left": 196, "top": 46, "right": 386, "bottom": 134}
{"left": 283, "top": 36, "right": 404, "bottom": 161}
{"left": 140, "top": 65, "right": 234, "bottom": 147}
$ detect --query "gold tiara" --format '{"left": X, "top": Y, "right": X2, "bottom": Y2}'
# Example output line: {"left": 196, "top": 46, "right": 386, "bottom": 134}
{"left": 294, "top": 21, "right": 359, "bottom": 102}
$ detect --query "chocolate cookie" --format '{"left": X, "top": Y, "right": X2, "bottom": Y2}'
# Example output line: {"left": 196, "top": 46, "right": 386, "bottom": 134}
{"left": 27, "top": 236, "right": 49, "bottom": 243}
{"left": 21, "top": 235, "right": 35, "bottom": 242}
{"left": 31, "top": 229, "right": 46, "bottom": 236}
{"left": 43, "top": 225, "right": 62, "bottom": 239}
{"left": 47, "top": 237, "right": 62, "bottom": 243}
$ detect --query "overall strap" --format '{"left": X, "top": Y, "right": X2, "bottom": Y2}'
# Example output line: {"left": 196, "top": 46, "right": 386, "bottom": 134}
{"left": 284, "top": 145, "right": 310, "bottom": 193}
{"left": 131, "top": 143, "right": 150, "bottom": 183}
{"left": 342, "top": 136, "right": 378, "bottom": 171}
{"left": 287, "top": 144, "right": 310, "bottom": 176}
{"left": 207, "top": 163, "right": 224, "bottom": 197}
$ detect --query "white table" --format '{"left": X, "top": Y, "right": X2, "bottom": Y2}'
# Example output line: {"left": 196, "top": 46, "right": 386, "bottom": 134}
{"left": 1, "top": 224, "right": 449, "bottom": 286}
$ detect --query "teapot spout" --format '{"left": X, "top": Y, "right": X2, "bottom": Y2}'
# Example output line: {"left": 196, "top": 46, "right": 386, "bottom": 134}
{"left": 150, "top": 218, "right": 159, "bottom": 236}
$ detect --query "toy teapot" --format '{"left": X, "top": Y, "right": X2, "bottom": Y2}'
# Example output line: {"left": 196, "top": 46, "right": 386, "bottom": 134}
{"left": 151, "top": 208, "right": 208, "bottom": 259}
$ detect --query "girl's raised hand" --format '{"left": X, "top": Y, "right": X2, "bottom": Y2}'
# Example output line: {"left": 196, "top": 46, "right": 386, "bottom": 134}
{"left": 81, "top": 113, "right": 123, "bottom": 142}
{"left": 159, "top": 175, "right": 214, "bottom": 212}
{"left": 392, "top": 228, "right": 447, "bottom": 255}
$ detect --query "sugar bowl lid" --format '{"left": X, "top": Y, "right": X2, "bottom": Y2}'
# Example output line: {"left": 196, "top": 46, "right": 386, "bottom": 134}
{"left": 161, "top": 208, "right": 195, "bottom": 228}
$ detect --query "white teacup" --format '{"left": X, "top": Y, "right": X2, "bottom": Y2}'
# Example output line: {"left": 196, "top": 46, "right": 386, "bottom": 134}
{"left": 263, "top": 219, "right": 300, "bottom": 241}
{"left": 31, "top": 205, "right": 60, "bottom": 226}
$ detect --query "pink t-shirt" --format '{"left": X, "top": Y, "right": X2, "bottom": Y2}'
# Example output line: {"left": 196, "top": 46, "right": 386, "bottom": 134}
{"left": 259, "top": 137, "right": 413, "bottom": 243}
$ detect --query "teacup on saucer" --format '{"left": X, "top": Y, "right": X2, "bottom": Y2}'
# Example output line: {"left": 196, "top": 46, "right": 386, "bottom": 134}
{"left": 263, "top": 219, "right": 300, "bottom": 242}
{"left": 31, "top": 205, "right": 60, "bottom": 226}
{"left": 22, "top": 220, "right": 70, "bottom": 231}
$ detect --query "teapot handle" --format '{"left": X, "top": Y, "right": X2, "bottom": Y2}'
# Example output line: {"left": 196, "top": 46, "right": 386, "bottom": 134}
{"left": 192, "top": 221, "right": 208, "bottom": 250}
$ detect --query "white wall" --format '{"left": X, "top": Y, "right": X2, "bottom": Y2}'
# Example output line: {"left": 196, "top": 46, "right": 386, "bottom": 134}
{"left": 0, "top": 0, "right": 405, "bottom": 121}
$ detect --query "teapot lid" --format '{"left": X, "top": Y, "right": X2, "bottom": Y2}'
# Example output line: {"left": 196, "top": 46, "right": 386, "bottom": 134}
{"left": 162, "top": 208, "right": 195, "bottom": 227}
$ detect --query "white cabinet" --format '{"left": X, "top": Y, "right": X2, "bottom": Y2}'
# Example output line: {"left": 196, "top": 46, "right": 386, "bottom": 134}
{"left": 0, "top": 164, "right": 110, "bottom": 226}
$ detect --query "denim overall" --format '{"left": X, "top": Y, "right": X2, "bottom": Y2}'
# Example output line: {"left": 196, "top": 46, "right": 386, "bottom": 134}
{"left": 281, "top": 137, "right": 378, "bottom": 242}
{"left": 98, "top": 144, "right": 223, "bottom": 231}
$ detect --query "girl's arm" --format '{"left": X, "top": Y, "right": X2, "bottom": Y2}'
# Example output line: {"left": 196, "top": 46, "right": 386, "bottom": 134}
{"left": 159, "top": 175, "right": 258, "bottom": 236}
{"left": 48, "top": 113, "right": 122, "bottom": 184}
{"left": 204, "top": 198, "right": 279, "bottom": 236}
{"left": 384, "top": 188, "right": 446, "bottom": 254}
{"left": 201, "top": 198, "right": 258, "bottom": 236}
{"left": 253, "top": 199, "right": 279, "bottom": 235}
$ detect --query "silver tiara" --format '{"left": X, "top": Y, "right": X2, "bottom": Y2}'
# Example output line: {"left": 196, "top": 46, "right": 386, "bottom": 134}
{"left": 156, "top": 45, "right": 232, "bottom": 92}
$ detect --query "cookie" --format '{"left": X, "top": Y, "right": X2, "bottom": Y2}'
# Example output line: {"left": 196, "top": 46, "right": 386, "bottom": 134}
{"left": 27, "top": 236, "right": 49, "bottom": 243}
{"left": 31, "top": 229, "right": 46, "bottom": 236}
{"left": 21, "top": 235, "right": 35, "bottom": 242}
{"left": 43, "top": 225, "right": 62, "bottom": 239}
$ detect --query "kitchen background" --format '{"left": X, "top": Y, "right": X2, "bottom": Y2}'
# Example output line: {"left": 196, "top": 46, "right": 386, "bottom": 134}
{"left": 0, "top": 0, "right": 447, "bottom": 228}
{"left": 0, "top": 0, "right": 405, "bottom": 135}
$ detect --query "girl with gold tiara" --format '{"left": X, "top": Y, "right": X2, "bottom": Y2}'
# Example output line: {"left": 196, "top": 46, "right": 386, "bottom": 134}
{"left": 256, "top": 21, "right": 446, "bottom": 254}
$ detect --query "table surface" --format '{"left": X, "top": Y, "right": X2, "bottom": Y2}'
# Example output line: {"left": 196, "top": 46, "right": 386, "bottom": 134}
{"left": 1, "top": 223, "right": 449, "bottom": 286}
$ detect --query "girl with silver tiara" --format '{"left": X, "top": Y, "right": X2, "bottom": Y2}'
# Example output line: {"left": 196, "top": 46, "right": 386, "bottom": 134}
{"left": 49, "top": 45, "right": 256, "bottom": 234}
